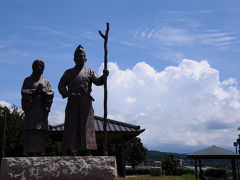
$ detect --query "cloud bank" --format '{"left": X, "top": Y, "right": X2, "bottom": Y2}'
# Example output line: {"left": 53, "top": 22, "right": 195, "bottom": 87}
{"left": 92, "top": 59, "right": 240, "bottom": 153}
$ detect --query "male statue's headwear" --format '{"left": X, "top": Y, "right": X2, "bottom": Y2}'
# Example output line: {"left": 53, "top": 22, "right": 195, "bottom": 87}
{"left": 74, "top": 45, "right": 87, "bottom": 62}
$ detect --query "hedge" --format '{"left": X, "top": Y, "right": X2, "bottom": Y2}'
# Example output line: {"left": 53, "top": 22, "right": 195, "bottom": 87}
{"left": 205, "top": 168, "right": 227, "bottom": 179}
{"left": 176, "top": 167, "right": 195, "bottom": 175}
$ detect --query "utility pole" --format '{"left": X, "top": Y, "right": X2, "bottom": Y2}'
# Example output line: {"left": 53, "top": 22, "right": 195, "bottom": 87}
{"left": 0, "top": 109, "right": 6, "bottom": 172}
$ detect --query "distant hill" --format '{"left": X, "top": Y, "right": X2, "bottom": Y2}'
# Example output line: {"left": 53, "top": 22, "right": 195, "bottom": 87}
{"left": 146, "top": 150, "right": 188, "bottom": 161}
{"left": 146, "top": 150, "right": 231, "bottom": 168}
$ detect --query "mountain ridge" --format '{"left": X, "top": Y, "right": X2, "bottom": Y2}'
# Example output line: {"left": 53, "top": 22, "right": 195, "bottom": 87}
{"left": 146, "top": 150, "right": 231, "bottom": 168}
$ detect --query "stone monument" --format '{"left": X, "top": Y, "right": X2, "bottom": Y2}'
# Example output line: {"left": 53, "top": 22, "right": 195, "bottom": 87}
{"left": 0, "top": 57, "right": 116, "bottom": 180}
{"left": 0, "top": 156, "right": 117, "bottom": 180}
{"left": 0, "top": 24, "right": 117, "bottom": 180}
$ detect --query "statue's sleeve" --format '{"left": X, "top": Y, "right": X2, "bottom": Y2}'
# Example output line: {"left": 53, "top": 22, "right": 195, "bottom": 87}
{"left": 21, "top": 78, "right": 33, "bottom": 95}
{"left": 90, "top": 69, "right": 104, "bottom": 86}
{"left": 58, "top": 71, "right": 69, "bottom": 98}
{"left": 21, "top": 78, "right": 33, "bottom": 112}
{"left": 43, "top": 80, "right": 54, "bottom": 112}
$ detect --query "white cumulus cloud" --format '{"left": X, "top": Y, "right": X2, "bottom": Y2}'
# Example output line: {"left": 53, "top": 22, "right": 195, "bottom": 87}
{"left": 0, "top": 100, "right": 11, "bottom": 108}
{"left": 48, "top": 110, "right": 65, "bottom": 125}
{"left": 92, "top": 59, "right": 240, "bottom": 153}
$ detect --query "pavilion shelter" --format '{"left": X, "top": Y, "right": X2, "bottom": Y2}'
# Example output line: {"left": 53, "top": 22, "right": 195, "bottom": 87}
{"left": 187, "top": 145, "right": 240, "bottom": 180}
{"left": 48, "top": 115, "right": 145, "bottom": 177}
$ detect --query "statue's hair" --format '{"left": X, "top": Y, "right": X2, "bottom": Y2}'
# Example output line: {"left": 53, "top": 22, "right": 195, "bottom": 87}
{"left": 74, "top": 45, "right": 87, "bottom": 62}
{"left": 32, "top": 59, "right": 45, "bottom": 72}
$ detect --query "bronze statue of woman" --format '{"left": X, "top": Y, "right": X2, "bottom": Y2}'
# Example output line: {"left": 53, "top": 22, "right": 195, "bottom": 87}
{"left": 21, "top": 59, "right": 54, "bottom": 156}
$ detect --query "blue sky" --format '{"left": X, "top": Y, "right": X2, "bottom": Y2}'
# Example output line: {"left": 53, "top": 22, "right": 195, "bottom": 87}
{"left": 1, "top": 0, "right": 240, "bottom": 153}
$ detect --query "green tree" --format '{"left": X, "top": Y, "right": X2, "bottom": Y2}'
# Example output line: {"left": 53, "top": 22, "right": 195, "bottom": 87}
{"left": 45, "top": 136, "right": 62, "bottom": 156}
{"left": 0, "top": 105, "right": 24, "bottom": 157}
{"left": 0, "top": 105, "right": 61, "bottom": 157}
{"left": 162, "top": 153, "right": 178, "bottom": 175}
{"left": 125, "top": 137, "right": 147, "bottom": 173}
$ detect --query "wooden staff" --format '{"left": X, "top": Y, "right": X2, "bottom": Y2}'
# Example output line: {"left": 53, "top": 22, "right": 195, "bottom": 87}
{"left": 99, "top": 22, "right": 109, "bottom": 156}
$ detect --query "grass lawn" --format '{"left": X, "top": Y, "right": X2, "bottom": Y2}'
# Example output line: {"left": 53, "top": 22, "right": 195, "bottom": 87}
{"left": 118, "top": 175, "right": 233, "bottom": 180}
{"left": 118, "top": 174, "right": 195, "bottom": 180}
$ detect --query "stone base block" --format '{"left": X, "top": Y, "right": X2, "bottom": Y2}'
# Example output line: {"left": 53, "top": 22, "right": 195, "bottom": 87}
{"left": 0, "top": 156, "right": 117, "bottom": 180}
{"left": 151, "top": 167, "right": 162, "bottom": 176}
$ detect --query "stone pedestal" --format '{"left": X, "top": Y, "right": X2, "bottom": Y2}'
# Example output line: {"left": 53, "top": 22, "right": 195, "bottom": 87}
{"left": 0, "top": 156, "right": 117, "bottom": 180}
{"left": 151, "top": 167, "right": 162, "bottom": 176}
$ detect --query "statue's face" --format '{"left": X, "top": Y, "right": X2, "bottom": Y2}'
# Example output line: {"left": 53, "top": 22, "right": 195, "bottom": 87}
{"left": 33, "top": 62, "right": 44, "bottom": 75}
{"left": 74, "top": 51, "right": 86, "bottom": 67}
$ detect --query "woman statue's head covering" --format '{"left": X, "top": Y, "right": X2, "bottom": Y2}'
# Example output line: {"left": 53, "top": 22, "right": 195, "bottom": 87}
{"left": 32, "top": 59, "right": 45, "bottom": 74}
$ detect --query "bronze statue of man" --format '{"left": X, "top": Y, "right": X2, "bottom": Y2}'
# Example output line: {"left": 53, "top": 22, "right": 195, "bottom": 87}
{"left": 58, "top": 45, "right": 108, "bottom": 155}
{"left": 21, "top": 59, "right": 54, "bottom": 156}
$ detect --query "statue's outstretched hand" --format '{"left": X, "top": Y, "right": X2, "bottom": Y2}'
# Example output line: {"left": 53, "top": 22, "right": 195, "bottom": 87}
{"left": 103, "top": 69, "right": 109, "bottom": 78}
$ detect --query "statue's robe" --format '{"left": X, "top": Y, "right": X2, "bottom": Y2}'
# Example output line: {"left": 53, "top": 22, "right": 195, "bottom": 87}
{"left": 58, "top": 65, "right": 104, "bottom": 151}
{"left": 21, "top": 75, "right": 54, "bottom": 154}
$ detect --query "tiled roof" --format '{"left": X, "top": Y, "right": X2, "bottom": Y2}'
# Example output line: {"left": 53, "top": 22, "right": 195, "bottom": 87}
{"left": 49, "top": 115, "right": 144, "bottom": 133}
{"left": 187, "top": 145, "right": 240, "bottom": 159}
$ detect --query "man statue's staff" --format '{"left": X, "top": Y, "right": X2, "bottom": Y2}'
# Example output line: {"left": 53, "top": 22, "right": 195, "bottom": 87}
{"left": 99, "top": 22, "right": 109, "bottom": 156}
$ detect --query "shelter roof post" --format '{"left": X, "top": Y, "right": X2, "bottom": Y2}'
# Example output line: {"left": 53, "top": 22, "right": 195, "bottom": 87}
{"left": 199, "top": 159, "right": 205, "bottom": 180}
{"left": 116, "top": 140, "right": 126, "bottom": 177}
{"left": 232, "top": 159, "right": 237, "bottom": 180}
{"left": 194, "top": 159, "right": 198, "bottom": 179}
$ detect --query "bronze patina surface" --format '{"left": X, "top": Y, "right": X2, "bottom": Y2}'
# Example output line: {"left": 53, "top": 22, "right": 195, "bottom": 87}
{"left": 21, "top": 59, "right": 54, "bottom": 155}
{"left": 58, "top": 45, "right": 108, "bottom": 154}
